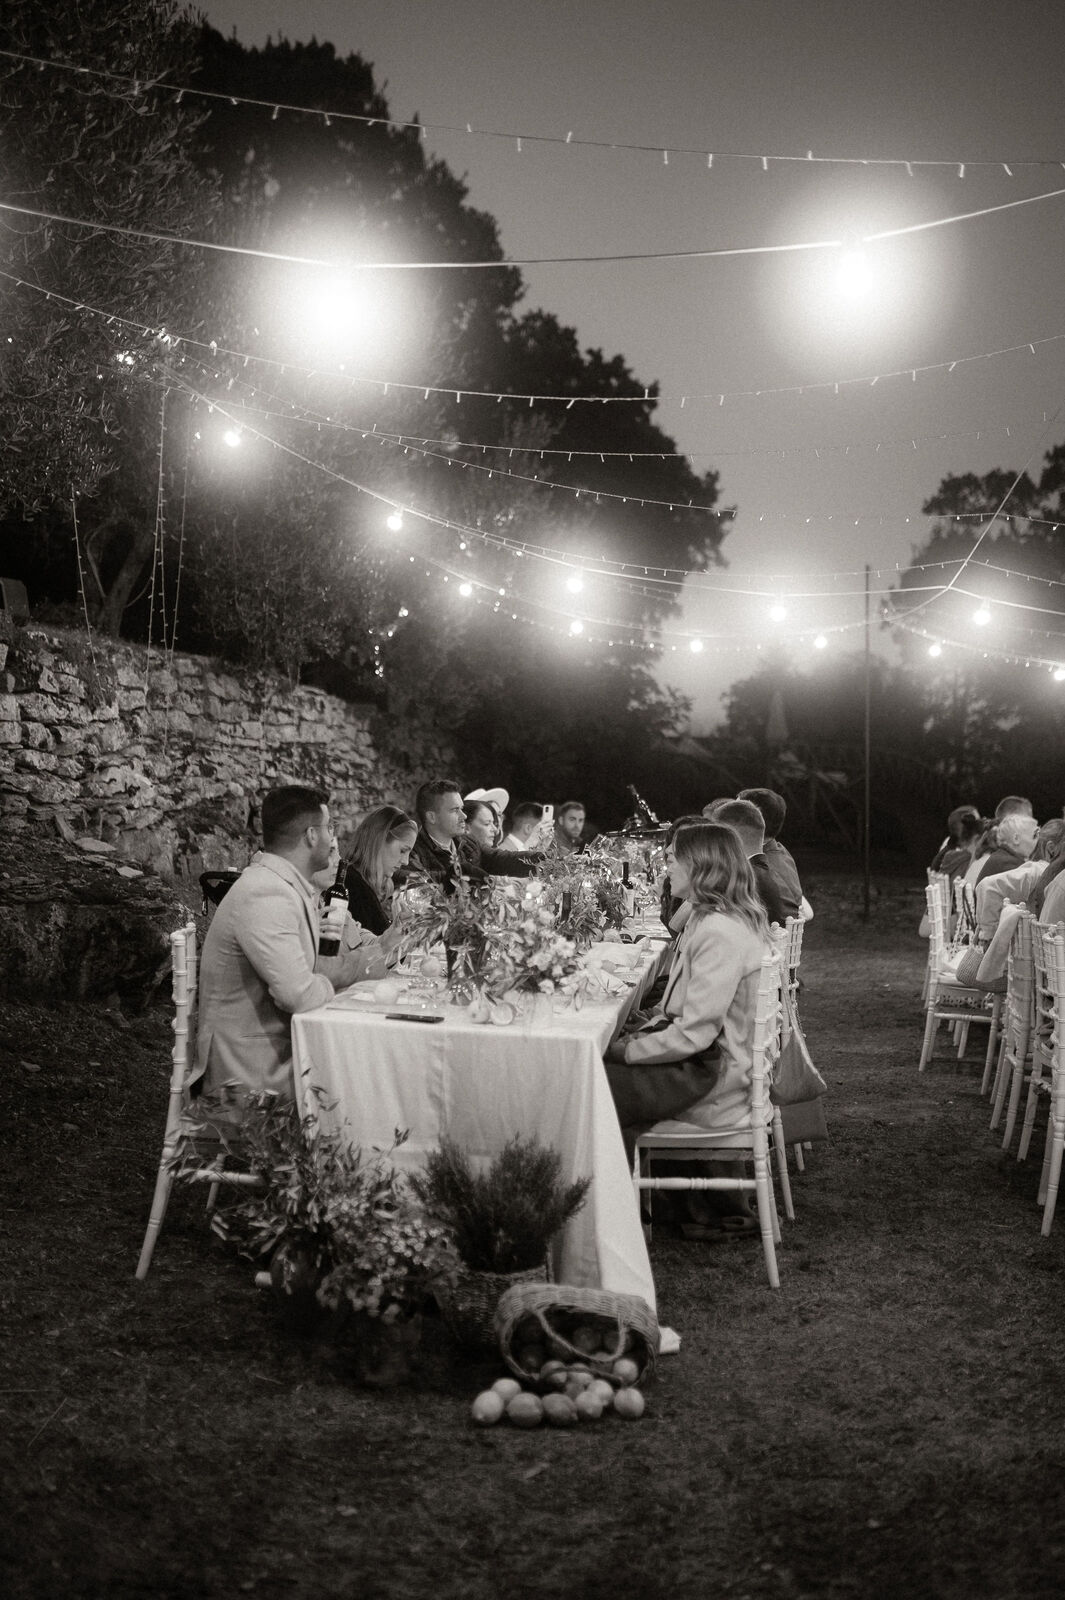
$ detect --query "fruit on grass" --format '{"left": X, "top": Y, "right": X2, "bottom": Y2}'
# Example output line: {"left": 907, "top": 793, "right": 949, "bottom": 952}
{"left": 542, "top": 1394, "right": 578, "bottom": 1427}
{"left": 507, "top": 1392, "right": 544, "bottom": 1428}
{"left": 471, "top": 1390, "right": 505, "bottom": 1425}
{"left": 516, "top": 1343, "right": 547, "bottom": 1374}
{"left": 491, "top": 1376, "right": 523, "bottom": 1402}
{"left": 545, "top": 1369, "right": 570, "bottom": 1393}
{"left": 590, "top": 1378, "right": 616, "bottom": 1407}
{"left": 613, "top": 1387, "right": 646, "bottom": 1420}
{"left": 574, "top": 1390, "right": 604, "bottom": 1422}
{"left": 612, "top": 1357, "right": 640, "bottom": 1386}
{"left": 564, "top": 1370, "right": 594, "bottom": 1394}
{"left": 570, "top": 1324, "right": 600, "bottom": 1356}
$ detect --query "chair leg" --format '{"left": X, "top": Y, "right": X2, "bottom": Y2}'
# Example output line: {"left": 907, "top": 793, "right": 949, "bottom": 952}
{"left": 989, "top": 1033, "right": 1011, "bottom": 1129}
{"left": 1040, "top": 1098, "right": 1065, "bottom": 1236}
{"left": 752, "top": 1148, "right": 780, "bottom": 1288}
{"left": 135, "top": 1160, "right": 175, "bottom": 1280}
{"left": 771, "top": 1111, "right": 794, "bottom": 1221}
{"left": 793, "top": 1142, "right": 805, "bottom": 1173}
{"left": 956, "top": 1018, "right": 970, "bottom": 1059}
{"left": 1017, "top": 1072, "right": 1044, "bottom": 1161}
{"left": 918, "top": 1005, "right": 939, "bottom": 1072}
{"left": 1002, "top": 1053, "right": 1029, "bottom": 1150}
{"left": 981, "top": 1002, "right": 1002, "bottom": 1089}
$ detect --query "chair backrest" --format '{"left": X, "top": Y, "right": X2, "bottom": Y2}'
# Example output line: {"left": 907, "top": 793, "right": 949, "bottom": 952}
{"left": 783, "top": 915, "right": 804, "bottom": 994}
{"left": 752, "top": 947, "right": 785, "bottom": 1110}
{"left": 1031, "top": 920, "right": 1065, "bottom": 1040}
{"left": 925, "top": 882, "right": 952, "bottom": 967}
{"left": 170, "top": 920, "right": 198, "bottom": 1092}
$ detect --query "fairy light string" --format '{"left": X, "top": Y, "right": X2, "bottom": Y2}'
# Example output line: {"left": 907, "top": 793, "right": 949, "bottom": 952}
{"left": 4, "top": 47, "right": 1065, "bottom": 178}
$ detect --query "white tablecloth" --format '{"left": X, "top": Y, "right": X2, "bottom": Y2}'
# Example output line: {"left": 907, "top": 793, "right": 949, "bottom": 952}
{"left": 290, "top": 947, "right": 663, "bottom": 1313}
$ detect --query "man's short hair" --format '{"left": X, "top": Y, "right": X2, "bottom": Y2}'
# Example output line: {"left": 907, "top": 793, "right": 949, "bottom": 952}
{"left": 995, "top": 795, "right": 1033, "bottom": 820}
{"left": 1036, "top": 818, "right": 1065, "bottom": 860}
{"left": 261, "top": 784, "right": 330, "bottom": 849}
{"left": 704, "top": 798, "right": 766, "bottom": 838}
{"left": 414, "top": 778, "right": 462, "bottom": 825}
{"left": 738, "top": 788, "right": 787, "bottom": 840}
{"left": 511, "top": 802, "right": 544, "bottom": 826}
{"left": 557, "top": 800, "right": 584, "bottom": 818}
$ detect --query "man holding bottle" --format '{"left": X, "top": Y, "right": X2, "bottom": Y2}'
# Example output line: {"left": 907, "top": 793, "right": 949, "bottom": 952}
{"left": 190, "top": 784, "right": 394, "bottom": 1110}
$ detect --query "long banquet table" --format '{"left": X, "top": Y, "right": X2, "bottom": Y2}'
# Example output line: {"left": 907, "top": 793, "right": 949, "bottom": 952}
{"left": 290, "top": 939, "right": 666, "bottom": 1315}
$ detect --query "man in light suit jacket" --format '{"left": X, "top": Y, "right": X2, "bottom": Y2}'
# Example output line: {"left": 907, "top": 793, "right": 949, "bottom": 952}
{"left": 190, "top": 784, "right": 392, "bottom": 1109}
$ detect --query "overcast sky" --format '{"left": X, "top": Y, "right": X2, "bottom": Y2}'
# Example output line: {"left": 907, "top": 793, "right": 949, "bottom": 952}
{"left": 204, "top": 0, "right": 1065, "bottom": 726}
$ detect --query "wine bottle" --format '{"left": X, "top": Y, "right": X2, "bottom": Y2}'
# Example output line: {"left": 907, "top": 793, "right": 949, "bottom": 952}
{"left": 319, "top": 873, "right": 349, "bottom": 957}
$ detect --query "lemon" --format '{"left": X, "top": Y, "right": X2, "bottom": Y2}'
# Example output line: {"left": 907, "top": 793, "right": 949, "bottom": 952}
{"left": 590, "top": 1378, "right": 616, "bottom": 1407}
{"left": 506, "top": 1392, "right": 544, "bottom": 1428}
{"left": 613, "top": 1387, "right": 645, "bottom": 1420}
{"left": 612, "top": 1356, "right": 640, "bottom": 1386}
{"left": 542, "top": 1393, "right": 578, "bottom": 1428}
{"left": 489, "top": 1000, "right": 517, "bottom": 1025}
{"left": 471, "top": 1390, "right": 505, "bottom": 1426}
{"left": 574, "top": 1391, "right": 604, "bottom": 1422}
{"left": 419, "top": 955, "right": 444, "bottom": 979}
{"left": 516, "top": 1342, "right": 547, "bottom": 1374}
{"left": 570, "top": 1324, "right": 600, "bottom": 1355}
{"left": 491, "top": 1377, "right": 523, "bottom": 1402}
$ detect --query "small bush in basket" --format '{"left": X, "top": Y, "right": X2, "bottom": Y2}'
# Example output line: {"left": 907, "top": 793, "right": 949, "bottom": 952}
{"left": 411, "top": 1134, "right": 591, "bottom": 1275}
{"left": 410, "top": 1136, "right": 592, "bottom": 1348}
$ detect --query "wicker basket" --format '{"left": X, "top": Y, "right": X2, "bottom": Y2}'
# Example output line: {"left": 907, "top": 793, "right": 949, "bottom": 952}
{"left": 436, "top": 1261, "right": 549, "bottom": 1350}
{"left": 494, "top": 1281, "right": 660, "bottom": 1385}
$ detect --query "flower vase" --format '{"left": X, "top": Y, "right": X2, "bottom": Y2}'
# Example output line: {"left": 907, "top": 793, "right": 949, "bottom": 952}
{"left": 527, "top": 990, "right": 554, "bottom": 1029}
{"left": 349, "top": 1309, "right": 423, "bottom": 1388}
{"left": 445, "top": 943, "right": 478, "bottom": 1006}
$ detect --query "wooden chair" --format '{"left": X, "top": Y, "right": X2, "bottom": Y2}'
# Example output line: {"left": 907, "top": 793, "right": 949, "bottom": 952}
{"left": 135, "top": 921, "right": 260, "bottom": 1279}
{"left": 988, "top": 911, "right": 1035, "bottom": 1143}
{"left": 781, "top": 914, "right": 811, "bottom": 1172}
{"left": 633, "top": 948, "right": 787, "bottom": 1288}
{"left": 918, "top": 884, "right": 1002, "bottom": 1075}
{"left": 1033, "top": 923, "right": 1065, "bottom": 1234}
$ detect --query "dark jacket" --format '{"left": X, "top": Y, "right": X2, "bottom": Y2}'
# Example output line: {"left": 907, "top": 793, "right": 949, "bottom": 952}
{"left": 341, "top": 863, "right": 390, "bottom": 936}
{"left": 762, "top": 839, "right": 803, "bottom": 921}
{"left": 408, "top": 829, "right": 465, "bottom": 896}
{"left": 749, "top": 852, "right": 786, "bottom": 927}
{"left": 458, "top": 837, "right": 543, "bottom": 881}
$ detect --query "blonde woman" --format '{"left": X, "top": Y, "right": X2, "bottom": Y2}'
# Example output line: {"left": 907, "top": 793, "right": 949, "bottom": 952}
{"left": 342, "top": 805, "right": 418, "bottom": 934}
{"left": 605, "top": 821, "right": 771, "bottom": 1159}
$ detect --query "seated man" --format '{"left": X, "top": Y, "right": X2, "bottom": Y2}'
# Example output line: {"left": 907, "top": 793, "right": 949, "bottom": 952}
{"left": 500, "top": 801, "right": 546, "bottom": 852}
{"left": 975, "top": 819, "right": 1065, "bottom": 942}
{"left": 738, "top": 786, "right": 804, "bottom": 921}
{"left": 975, "top": 811, "right": 1039, "bottom": 885}
{"left": 551, "top": 799, "right": 587, "bottom": 857}
{"left": 407, "top": 778, "right": 468, "bottom": 894}
{"left": 190, "top": 784, "right": 391, "bottom": 1108}
{"left": 702, "top": 797, "right": 787, "bottom": 927}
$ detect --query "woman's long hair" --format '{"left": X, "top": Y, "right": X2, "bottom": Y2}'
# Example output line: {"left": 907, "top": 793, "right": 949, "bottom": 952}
{"left": 673, "top": 822, "right": 768, "bottom": 937}
{"left": 347, "top": 804, "right": 418, "bottom": 897}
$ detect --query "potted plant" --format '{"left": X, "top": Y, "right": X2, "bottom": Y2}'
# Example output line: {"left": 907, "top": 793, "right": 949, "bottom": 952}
{"left": 176, "top": 1093, "right": 456, "bottom": 1385}
{"left": 411, "top": 1135, "right": 592, "bottom": 1349}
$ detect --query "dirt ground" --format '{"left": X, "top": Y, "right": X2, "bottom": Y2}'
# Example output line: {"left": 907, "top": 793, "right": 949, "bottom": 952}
{"left": 2, "top": 870, "right": 1064, "bottom": 1600}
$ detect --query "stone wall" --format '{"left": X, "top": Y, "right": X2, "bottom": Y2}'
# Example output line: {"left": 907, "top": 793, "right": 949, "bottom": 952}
{"left": 0, "top": 622, "right": 451, "bottom": 888}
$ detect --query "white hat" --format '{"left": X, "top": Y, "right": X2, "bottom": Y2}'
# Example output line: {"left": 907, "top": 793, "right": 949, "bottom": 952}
{"left": 464, "top": 786, "right": 510, "bottom": 813}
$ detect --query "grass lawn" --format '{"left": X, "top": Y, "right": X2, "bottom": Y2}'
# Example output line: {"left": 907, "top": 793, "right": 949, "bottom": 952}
{"left": 2, "top": 871, "right": 1065, "bottom": 1599}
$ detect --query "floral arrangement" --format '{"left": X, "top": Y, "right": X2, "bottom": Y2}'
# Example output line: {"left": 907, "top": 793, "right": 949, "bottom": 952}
{"left": 175, "top": 1092, "right": 455, "bottom": 1322}
{"left": 479, "top": 894, "right": 581, "bottom": 1000}
{"left": 392, "top": 877, "right": 490, "bottom": 968}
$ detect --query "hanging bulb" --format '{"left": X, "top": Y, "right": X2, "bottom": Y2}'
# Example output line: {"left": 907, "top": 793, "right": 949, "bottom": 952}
{"left": 689, "top": 638, "right": 704, "bottom": 653}
{"left": 972, "top": 603, "right": 991, "bottom": 626}
{"left": 459, "top": 582, "right": 473, "bottom": 598}
{"left": 569, "top": 619, "right": 584, "bottom": 636}
{"left": 814, "top": 634, "right": 828, "bottom": 650}
{"left": 928, "top": 643, "right": 943, "bottom": 658}
{"left": 769, "top": 603, "right": 787, "bottom": 622}
{"left": 385, "top": 510, "right": 403, "bottom": 533}
{"left": 565, "top": 572, "right": 584, "bottom": 594}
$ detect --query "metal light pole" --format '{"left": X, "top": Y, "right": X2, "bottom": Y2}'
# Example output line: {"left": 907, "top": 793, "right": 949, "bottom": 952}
{"left": 862, "top": 563, "right": 872, "bottom": 921}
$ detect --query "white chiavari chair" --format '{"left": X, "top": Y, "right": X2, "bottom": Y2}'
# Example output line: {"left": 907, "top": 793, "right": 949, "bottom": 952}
{"left": 988, "top": 911, "right": 1035, "bottom": 1142}
{"left": 1033, "top": 923, "right": 1065, "bottom": 1234}
{"left": 135, "top": 921, "right": 261, "bottom": 1279}
{"left": 633, "top": 947, "right": 787, "bottom": 1288}
{"left": 918, "top": 884, "right": 1002, "bottom": 1075}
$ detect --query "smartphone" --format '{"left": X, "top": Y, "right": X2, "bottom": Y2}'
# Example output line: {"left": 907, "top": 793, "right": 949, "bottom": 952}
{"left": 384, "top": 1013, "right": 445, "bottom": 1023}
{"left": 540, "top": 804, "right": 554, "bottom": 824}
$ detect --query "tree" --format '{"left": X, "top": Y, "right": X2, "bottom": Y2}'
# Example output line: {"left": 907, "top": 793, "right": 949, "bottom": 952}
{"left": 887, "top": 447, "right": 1065, "bottom": 814}
{"left": 0, "top": 1, "right": 218, "bottom": 516}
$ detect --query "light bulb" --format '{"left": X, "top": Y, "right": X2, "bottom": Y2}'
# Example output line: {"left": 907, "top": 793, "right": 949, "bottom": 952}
{"left": 1054, "top": 666, "right": 1065, "bottom": 683}
{"left": 972, "top": 604, "right": 991, "bottom": 626}
{"left": 769, "top": 603, "right": 787, "bottom": 622}
{"left": 689, "top": 638, "right": 704, "bottom": 653}
{"left": 458, "top": 582, "right": 473, "bottom": 598}
{"left": 385, "top": 511, "right": 403, "bottom": 533}
{"left": 928, "top": 643, "right": 942, "bottom": 658}
{"left": 222, "top": 429, "right": 241, "bottom": 448}
{"left": 814, "top": 634, "right": 828, "bottom": 650}
{"left": 565, "top": 573, "right": 584, "bottom": 594}
{"left": 569, "top": 619, "right": 584, "bottom": 636}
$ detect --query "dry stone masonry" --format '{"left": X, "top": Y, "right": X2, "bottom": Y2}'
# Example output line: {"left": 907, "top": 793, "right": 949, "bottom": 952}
{"left": 0, "top": 622, "right": 449, "bottom": 888}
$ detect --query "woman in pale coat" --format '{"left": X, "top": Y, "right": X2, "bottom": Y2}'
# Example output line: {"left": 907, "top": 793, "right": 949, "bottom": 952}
{"left": 605, "top": 821, "right": 770, "bottom": 1155}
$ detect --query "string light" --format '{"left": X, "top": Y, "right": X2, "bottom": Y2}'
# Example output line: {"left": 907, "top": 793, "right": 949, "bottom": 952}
{"left": 222, "top": 428, "right": 241, "bottom": 448}
{"left": 972, "top": 602, "right": 992, "bottom": 625}
{"left": 689, "top": 638, "right": 704, "bottom": 653}
{"left": 6, "top": 49, "right": 1064, "bottom": 178}
{"left": 928, "top": 643, "right": 943, "bottom": 657}
{"left": 385, "top": 510, "right": 404, "bottom": 532}
{"left": 9, "top": 263, "right": 1065, "bottom": 414}
{"left": 769, "top": 603, "right": 788, "bottom": 622}
{"left": 814, "top": 634, "right": 828, "bottom": 650}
